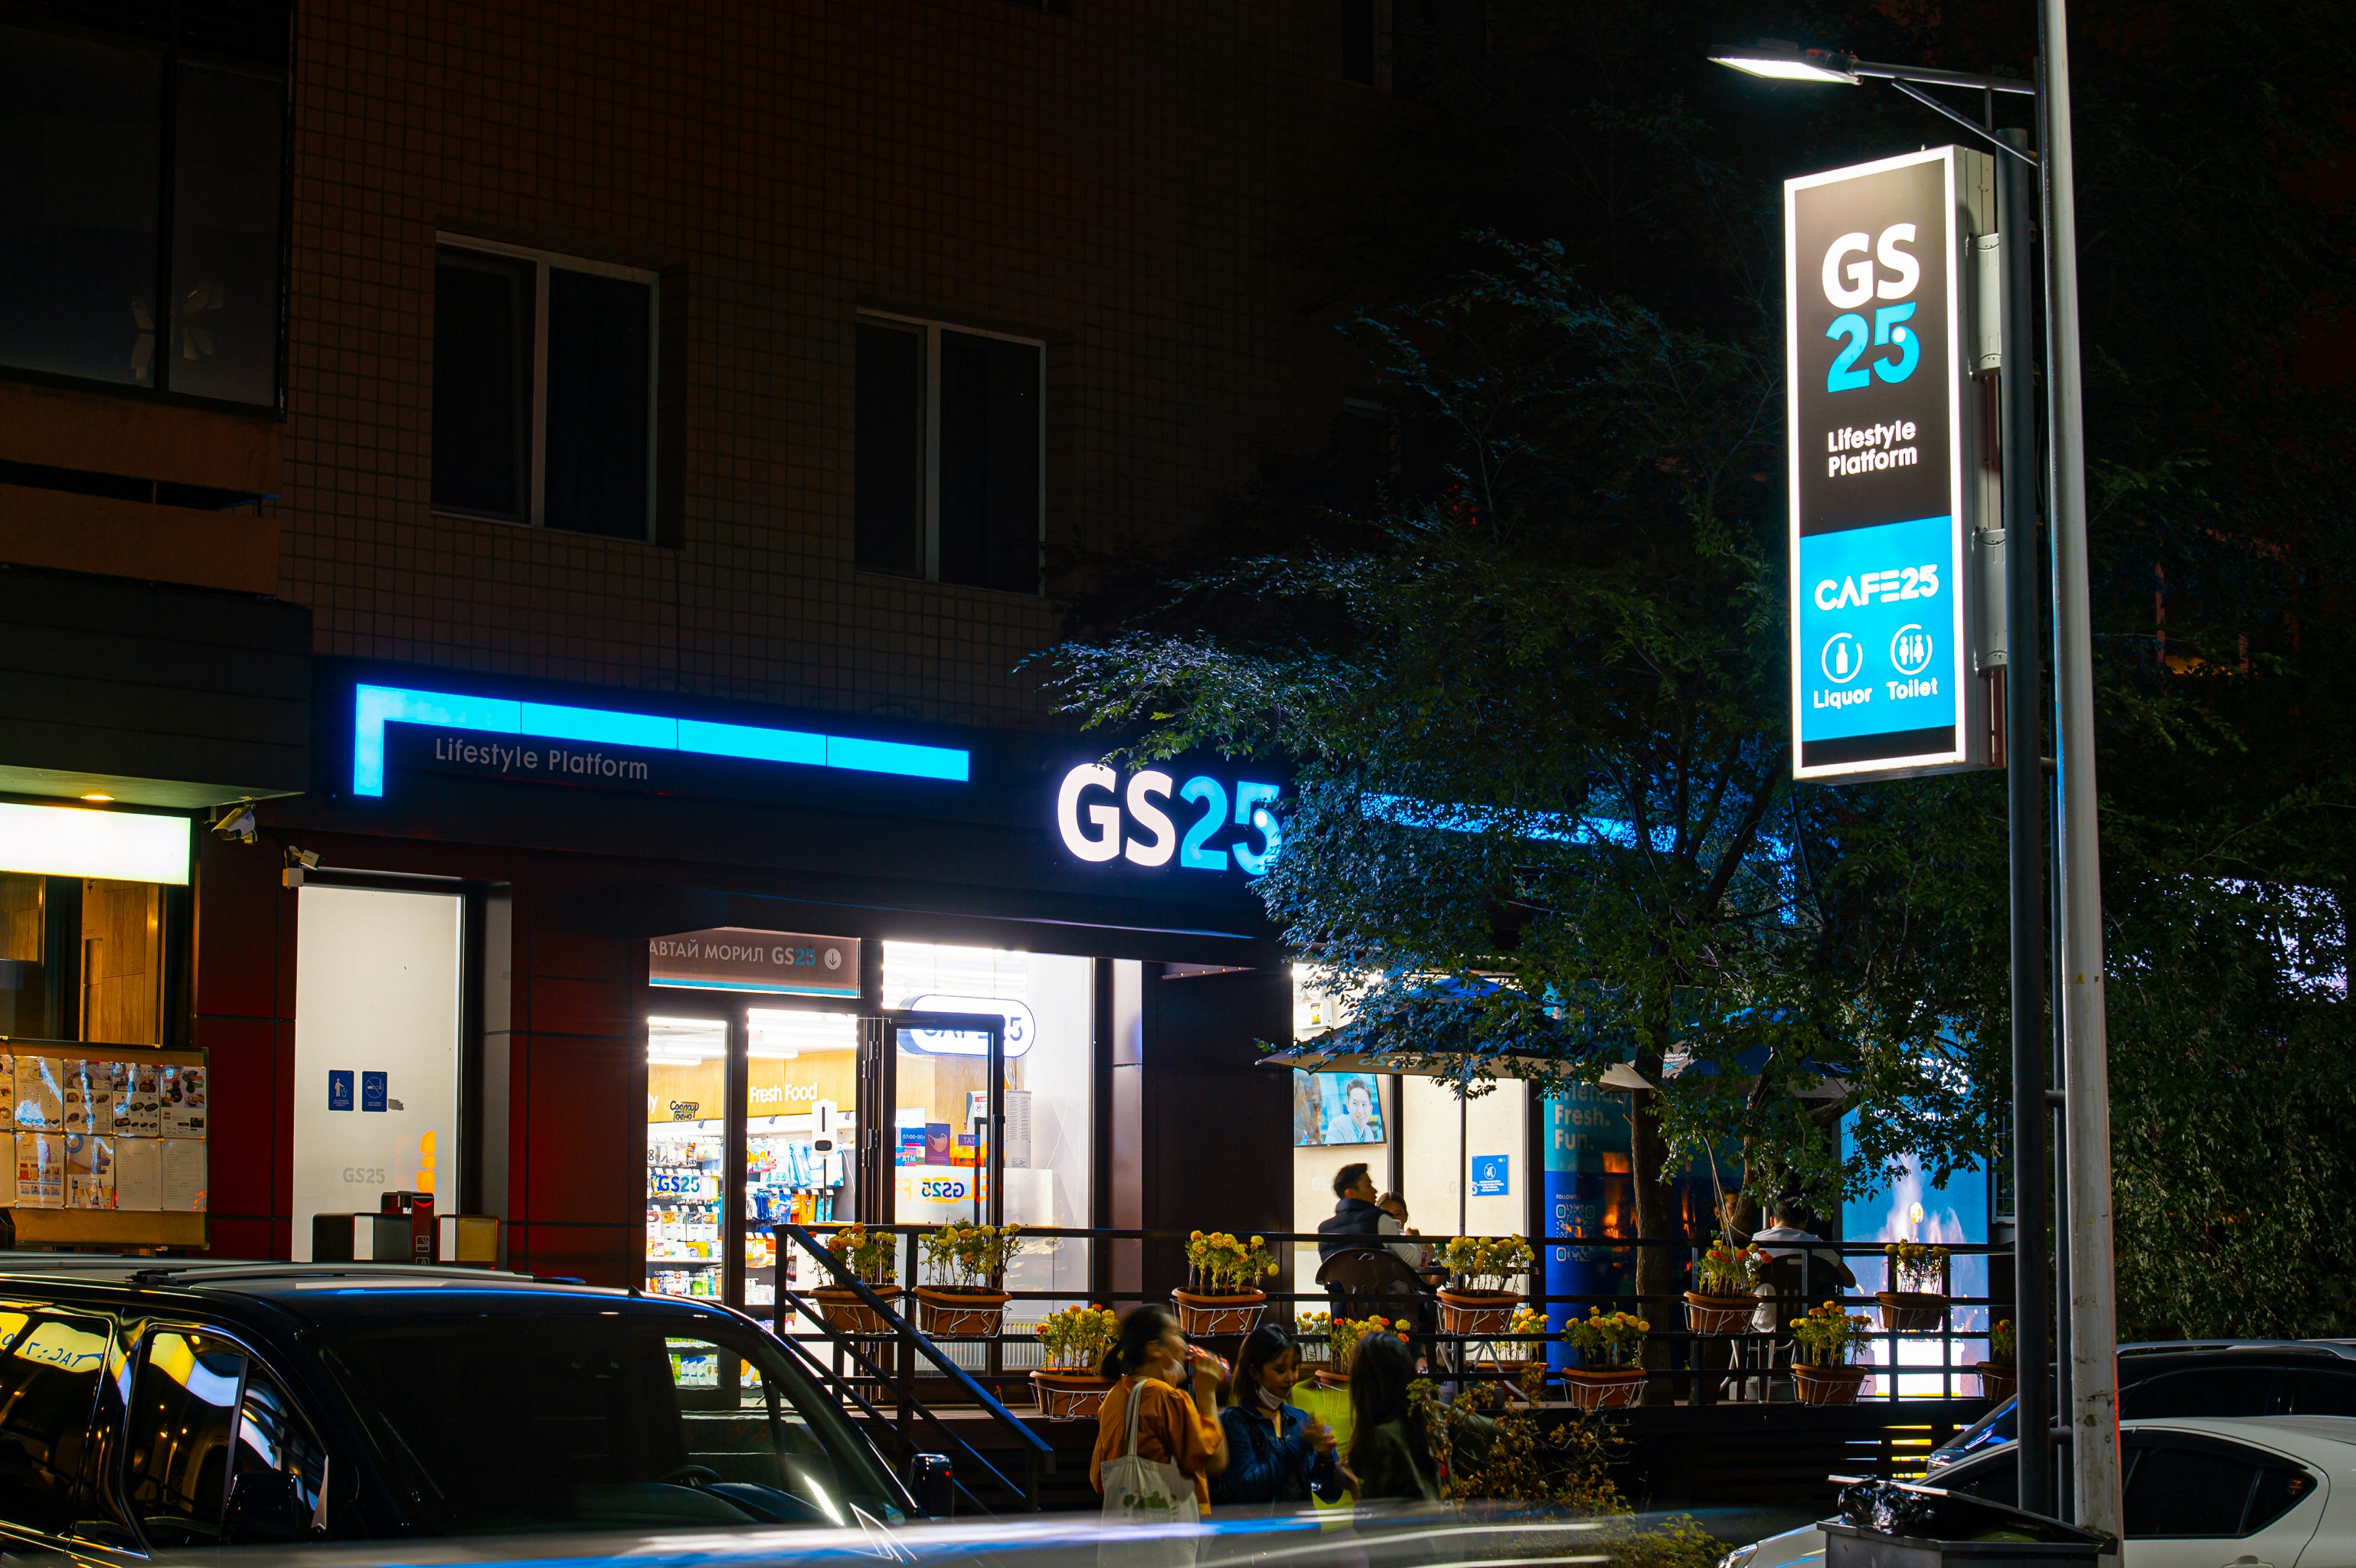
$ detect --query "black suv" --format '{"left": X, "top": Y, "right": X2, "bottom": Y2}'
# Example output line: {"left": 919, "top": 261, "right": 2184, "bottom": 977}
{"left": 0, "top": 1256, "right": 916, "bottom": 1555}
{"left": 1926, "top": 1339, "right": 2356, "bottom": 1472}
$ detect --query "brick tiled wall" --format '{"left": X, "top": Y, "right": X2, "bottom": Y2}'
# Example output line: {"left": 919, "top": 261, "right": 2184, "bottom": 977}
{"left": 279, "top": 2, "right": 1381, "bottom": 729}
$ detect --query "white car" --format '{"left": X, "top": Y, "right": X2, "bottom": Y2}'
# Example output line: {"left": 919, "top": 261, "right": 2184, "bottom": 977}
{"left": 1725, "top": 1416, "right": 2356, "bottom": 1568}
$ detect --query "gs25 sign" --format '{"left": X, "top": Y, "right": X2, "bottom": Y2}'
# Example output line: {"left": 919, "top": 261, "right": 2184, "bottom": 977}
{"left": 1054, "top": 764, "right": 1281, "bottom": 877}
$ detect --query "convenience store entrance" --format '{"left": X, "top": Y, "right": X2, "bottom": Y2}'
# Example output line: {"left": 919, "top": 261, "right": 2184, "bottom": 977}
{"left": 641, "top": 941, "right": 1097, "bottom": 1317}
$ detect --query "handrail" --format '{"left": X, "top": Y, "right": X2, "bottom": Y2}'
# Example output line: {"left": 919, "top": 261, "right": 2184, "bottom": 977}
{"left": 765, "top": 1315, "right": 1012, "bottom": 1517}
{"left": 776, "top": 1222, "right": 1054, "bottom": 1505}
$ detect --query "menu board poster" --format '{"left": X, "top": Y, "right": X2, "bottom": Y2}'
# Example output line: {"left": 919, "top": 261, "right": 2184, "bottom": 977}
{"left": 64, "top": 1135, "right": 114, "bottom": 1210}
{"left": 113, "top": 1138, "right": 161, "bottom": 1212}
{"left": 118, "top": 1065, "right": 162, "bottom": 1137}
{"left": 60, "top": 1062, "right": 95, "bottom": 1135}
{"left": 14, "top": 1132, "right": 63, "bottom": 1209}
{"left": 14, "top": 1058, "right": 63, "bottom": 1132}
{"left": 162, "top": 1140, "right": 206, "bottom": 1213}
{"left": 161, "top": 1065, "right": 206, "bottom": 1140}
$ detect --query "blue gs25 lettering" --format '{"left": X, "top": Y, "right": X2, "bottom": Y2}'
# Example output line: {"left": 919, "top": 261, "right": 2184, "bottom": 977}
{"left": 1054, "top": 764, "right": 1282, "bottom": 876}
{"left": 1823, "top": 224, "right": 1921, "bottom": 392}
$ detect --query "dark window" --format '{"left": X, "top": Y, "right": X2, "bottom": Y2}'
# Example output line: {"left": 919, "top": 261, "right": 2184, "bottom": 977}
{"left": 854, "top": 322, "right": 924, "bottom": 577}
{"left": 230, "top": 1363, "right": 329, "bottom": 1529}
{"left": 2123, "top": 1442, "right": 2261, "bottom": 1538}
{"left": 430, "top": 250, "right": 531, "bottom": 519}
{"left": 1341, "top": 0, "right": 1379, "bottom": 85}
{"left": 853, "top": 316, "right": 1041, "bottom": 593}
{"left": 2119, "top": 1366, "right": 2272, "bottom": 1419}
{"left": 125, "top": 1328, "right": 245, "bottom": 1547}
{"left": 544, "top": 267, "right": 652, "bottom": 538}
{"left": 0, "top": 28, "right": 162, "bottom": 387}
{"left": 2244, "top": 1462, "right": 2320, "bottom": 1533}
{"left": 937, "top": 329, "right": 1040, "bottom": 593}
{"left": 432, "top": 245, "right": 657, "bottom": 539}
{"left": 0, "top": 1309, "right": 114, "bottom": 1537}
{"left": 1945, "top": 1455, "right": 2018, "bottom": 1508}
{"left": 2276, "top": 1366, "right": 2356, "bottom": 1416}
{"left": 168, "top": 62, "right": 283, "bottom": 404}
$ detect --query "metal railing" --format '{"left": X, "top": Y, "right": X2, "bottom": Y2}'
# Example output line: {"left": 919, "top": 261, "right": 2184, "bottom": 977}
{"left": 769, "top": 1222, "right": 1054, "bottom": 1514}
{"left": 764, "top": 1221, "right": 2010, "bottom": 1410}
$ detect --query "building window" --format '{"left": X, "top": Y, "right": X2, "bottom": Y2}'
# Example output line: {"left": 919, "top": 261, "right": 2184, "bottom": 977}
{"left": 0, "top": 16, "right": 287, "bottom": 407}
{"left": 855, "top": 314, "right": 1043, "bottom": 594}
{"left": 431, "top": 239, "right": 658, "bottom": 541}
{"left": 1341, "top": 0, "right": 1386, "bottom": 87}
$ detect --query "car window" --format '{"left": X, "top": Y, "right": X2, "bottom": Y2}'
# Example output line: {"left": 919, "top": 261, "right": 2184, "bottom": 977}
{"left": 2118, "top": 1367, "right": 2272, "bottom": 1419}
{"left": 1943, "top": 1454, "right": 2019, "bottom": 1508}
{"left": 2244, "top": 1462, "right": 2320, "bottom": 1532}
{"left": 314, "top": 1312, "right": 904, "bottom": 1535}
{"left": 0, "top": 1309, "right": 113, "bottom": 1538}
{"left": 2120, "top": 1439, "right": 2314, "bottom": 1539}
{"left": 124, "top": 1329, "right": 247, "bottom": 1547}
{"left": 232, "top": 1361, "right": 331, "bottom": 1531}
{"left": 2274, "top": 1366, "right": 2356, "bottom": 1416}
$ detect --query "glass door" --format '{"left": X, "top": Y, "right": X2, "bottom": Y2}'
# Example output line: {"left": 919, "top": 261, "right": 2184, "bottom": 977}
{"left": 743, "top": 1008, "right": 858, "bottom": 1317}
{"left": 645, "top": 1015, "right": 730, "bottom": 1299}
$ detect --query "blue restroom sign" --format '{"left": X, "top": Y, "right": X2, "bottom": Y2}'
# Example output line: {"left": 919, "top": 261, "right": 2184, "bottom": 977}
{"left": 1785, "top": 146, "right": 1992, "bottom": 781}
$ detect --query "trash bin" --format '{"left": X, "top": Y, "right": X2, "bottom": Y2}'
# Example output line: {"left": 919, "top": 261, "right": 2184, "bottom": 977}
{"left": 1824, "top": 1478, "right": 2113, "bottom": 1568}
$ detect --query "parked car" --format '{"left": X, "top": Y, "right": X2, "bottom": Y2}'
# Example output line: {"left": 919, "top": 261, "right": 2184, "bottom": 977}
{"left": 0, "top": 1255, "right": 917, "bottom": 1555}
{"left": 1927, "top": 1340, "right": 2356, "bottom": 1474}
{"left": 1725, "top": 1416, "right": 2356, "bottom": 1568}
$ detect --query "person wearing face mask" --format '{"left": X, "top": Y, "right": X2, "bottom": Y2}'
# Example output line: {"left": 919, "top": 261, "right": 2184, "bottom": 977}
{"left": 1090, "top": 1303, "right": 1230, "bottom": 1513}
{"left": 1210, "top": 1325, "right": 1348, "bottom": 1508}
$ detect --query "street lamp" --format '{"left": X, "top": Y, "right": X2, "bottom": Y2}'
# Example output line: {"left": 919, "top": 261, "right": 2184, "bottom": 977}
{"left": 1715, "top": 15, "right": 2121, "bottom": 1541}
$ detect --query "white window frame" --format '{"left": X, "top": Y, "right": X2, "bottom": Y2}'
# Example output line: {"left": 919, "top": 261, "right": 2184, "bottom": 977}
{"left": 858, "top": 309, "right": 1046, "bottom": 591}
{"left": 433, "top": 233, "right": 660, "bottom": 541}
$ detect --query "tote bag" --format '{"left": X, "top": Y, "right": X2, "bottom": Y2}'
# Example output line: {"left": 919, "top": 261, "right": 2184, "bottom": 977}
{"left": 1098, "top": 1379, "right": 1199, "bottom": 1568}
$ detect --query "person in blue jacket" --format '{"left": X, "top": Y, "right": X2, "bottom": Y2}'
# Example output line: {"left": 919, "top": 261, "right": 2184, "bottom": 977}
{"left": 1211, "top": 1323, "right": 1349, "bottom": 1507}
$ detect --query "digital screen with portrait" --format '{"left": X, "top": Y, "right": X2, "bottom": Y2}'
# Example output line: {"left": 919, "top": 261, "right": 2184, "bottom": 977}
{"left": 1292, "top": 1070, "right": 1387, "bottom": 1147}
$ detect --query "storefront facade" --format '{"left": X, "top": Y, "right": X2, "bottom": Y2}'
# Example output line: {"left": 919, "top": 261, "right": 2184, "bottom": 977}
{"left": 195, "top": 659, "right": 1296, "bottom": 1302}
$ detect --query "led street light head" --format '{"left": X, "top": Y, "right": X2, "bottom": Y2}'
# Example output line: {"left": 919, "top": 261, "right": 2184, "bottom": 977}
{"left": 1710, "top": 41, "right": 1861, "bottom": 85}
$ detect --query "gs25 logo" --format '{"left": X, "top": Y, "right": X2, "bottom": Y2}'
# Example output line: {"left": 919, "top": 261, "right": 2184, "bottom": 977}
{"left": 1054, "top": 765, "right": 1281, "bottom": 877}
{"left": 1822, "top": 224, "right": 1921, "bottom": 393}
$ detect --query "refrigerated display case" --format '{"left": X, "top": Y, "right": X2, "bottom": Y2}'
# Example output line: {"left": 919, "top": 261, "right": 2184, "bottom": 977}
{"left": 646, "top": 1017, "right": 727, "bottom": 1298}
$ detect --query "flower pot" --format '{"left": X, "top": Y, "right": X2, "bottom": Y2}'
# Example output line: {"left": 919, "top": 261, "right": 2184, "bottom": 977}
{"left": 1875, "top": 1291, "right": 1949, "bottom": 1334}
{"left": 1975, "top": 1361, "right": 2019, "bottom": 1403}
{"left": 1438, "top": 1289, "right": 1518, "bottom": 1336}
{"left": 915, "top": 1285, "right": 1010, "bottom": 1338}
{"left": 1313, "top": 1367, "right": 1351, "bottom": 1390}
{"left": 1792, "top": 1363, "right": 1871, "bottom": 1406}
{"left": 812, "top": 1283, "right": 902, "bottom": 1335}
{"left": 1560, "top": 1367, "right": 1647, "bottom": 1410}
{"left": 1031, "top": 1368, "right": 1113, "bottom": 1421}
{"left": 1171, "top": 1287, "right": 1267, "bottom": 1338}
{"left": 1684, "top": 1292, "right": 1760, "bottom": 1335}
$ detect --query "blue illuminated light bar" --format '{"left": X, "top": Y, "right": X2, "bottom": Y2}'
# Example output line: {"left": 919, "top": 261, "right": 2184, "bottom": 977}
{"left": 352, "top": 684, "right": 969, "bottom": 797}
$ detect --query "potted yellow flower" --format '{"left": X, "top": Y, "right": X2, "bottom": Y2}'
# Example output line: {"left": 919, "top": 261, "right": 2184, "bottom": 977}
{"left": 1877, "top": 1240, "right": 1950, "bottom": 1333}
{"left": 1789, "top": 1299, "right": 1875, "bottom": 1405}
{"left": 915, "top": 1220, "right": 1028, "bottom": 1337}
{"left": 1478, "top": 1305, "right": 1551, "bottom": 1371}
{"left": 1562, "top": 1308, "right": 1649, "bottom": 1410}
{"left": 1031, "top": 1303, "right": 1120, "bottom": 1419}
{"left": 812, "top": 1223, "right": 902, "bottom": 1334}
{"left": 1438, "top": 1234, "right": 1534, "bottom": 1335}
{"left": 1684, "top": 1234, "right": 1768, "bottom": 1334}
{"left": 1312, "top": 1312, "right": 1410, "bottom": 1389}
{"left": 1975, "top": 1318, "right": 2018, "bottom": 1403}
{"left": 1173, "top": 1230, "right": 1276, "bottom": 1335}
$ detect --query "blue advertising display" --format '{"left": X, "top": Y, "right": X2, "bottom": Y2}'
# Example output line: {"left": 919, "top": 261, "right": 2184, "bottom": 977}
{"left": 1785, "top": 146, "right": 1992, "bottom": 781}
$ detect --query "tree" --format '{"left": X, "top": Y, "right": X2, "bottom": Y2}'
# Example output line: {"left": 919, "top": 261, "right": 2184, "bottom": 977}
{"left": 1044, "top": 240, "right": 2006, "bottom": 1316}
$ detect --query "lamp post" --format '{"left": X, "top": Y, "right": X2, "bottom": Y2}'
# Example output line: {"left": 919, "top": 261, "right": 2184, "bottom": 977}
{"left": 1714, "top": 24, "right": 2121, "bottom": 1540}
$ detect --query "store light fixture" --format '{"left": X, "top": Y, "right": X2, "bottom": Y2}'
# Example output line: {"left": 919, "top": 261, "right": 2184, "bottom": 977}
{"left": 0, "top": 801, "right": 190, "bottom": 885}
{"left": 351, "top": 684, "right": 971, "bottom": 797}
{"left": 79, "top": 792, "right": 114, "bottom": 802}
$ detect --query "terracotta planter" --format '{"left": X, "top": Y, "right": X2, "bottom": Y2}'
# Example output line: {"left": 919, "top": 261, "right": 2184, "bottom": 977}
{"left": 1793, "top": 1363, "right": 1871, "bottom": 1406}
{"left": 915, "top": 1285, "right": 1009, "bottom": 1338}
{"left": 1313, "top": 1367, "right": 1351, "bottom": 1390}
{"left": 1438, "top": 1288, "right": 1518, "bottom": 1336}
{"left": 1031, "top": 1368, "right": 1113, "bottom": 1421}
{"left": 1975, "top": 1361, "right": 2019, "bottom": 1403}
{"left": 1684, "top": 1291, "right": 1761, "bottom": 1335}
{"left": 1560, "top": 1367, "right": 1647, "bottom": 1410}
{"left": 812, "top": 1283, "right": 902, "bottom": 1335}
{"left": 1171, "top": 1288, "right": 1267, "bottom": 1338}
{"left": 1875, "top": 1291, "right": 1949, "bottom": 1334}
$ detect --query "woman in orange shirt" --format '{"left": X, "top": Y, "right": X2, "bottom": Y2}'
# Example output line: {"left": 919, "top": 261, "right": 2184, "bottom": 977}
{"left": 1090, "top": 1303, "right": 1229, "bottom": 1508}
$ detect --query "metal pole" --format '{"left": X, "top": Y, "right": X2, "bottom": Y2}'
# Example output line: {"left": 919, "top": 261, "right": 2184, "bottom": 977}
{"left": 1998, "top": 126, "right": 2050, "bottom": 1519}
{"left": 2035, "top": 0, "right": 2123, "bottom": 1539}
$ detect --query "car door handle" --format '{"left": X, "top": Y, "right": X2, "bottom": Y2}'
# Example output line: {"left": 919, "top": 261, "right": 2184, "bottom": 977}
{"left": 2221, "top": 1557, "right": 2272, "bottom": 1568}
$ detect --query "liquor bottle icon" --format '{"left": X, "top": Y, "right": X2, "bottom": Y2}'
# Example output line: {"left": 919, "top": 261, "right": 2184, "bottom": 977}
{"left": 1820, "top": 632, "right": 1863, "bottom": 684}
